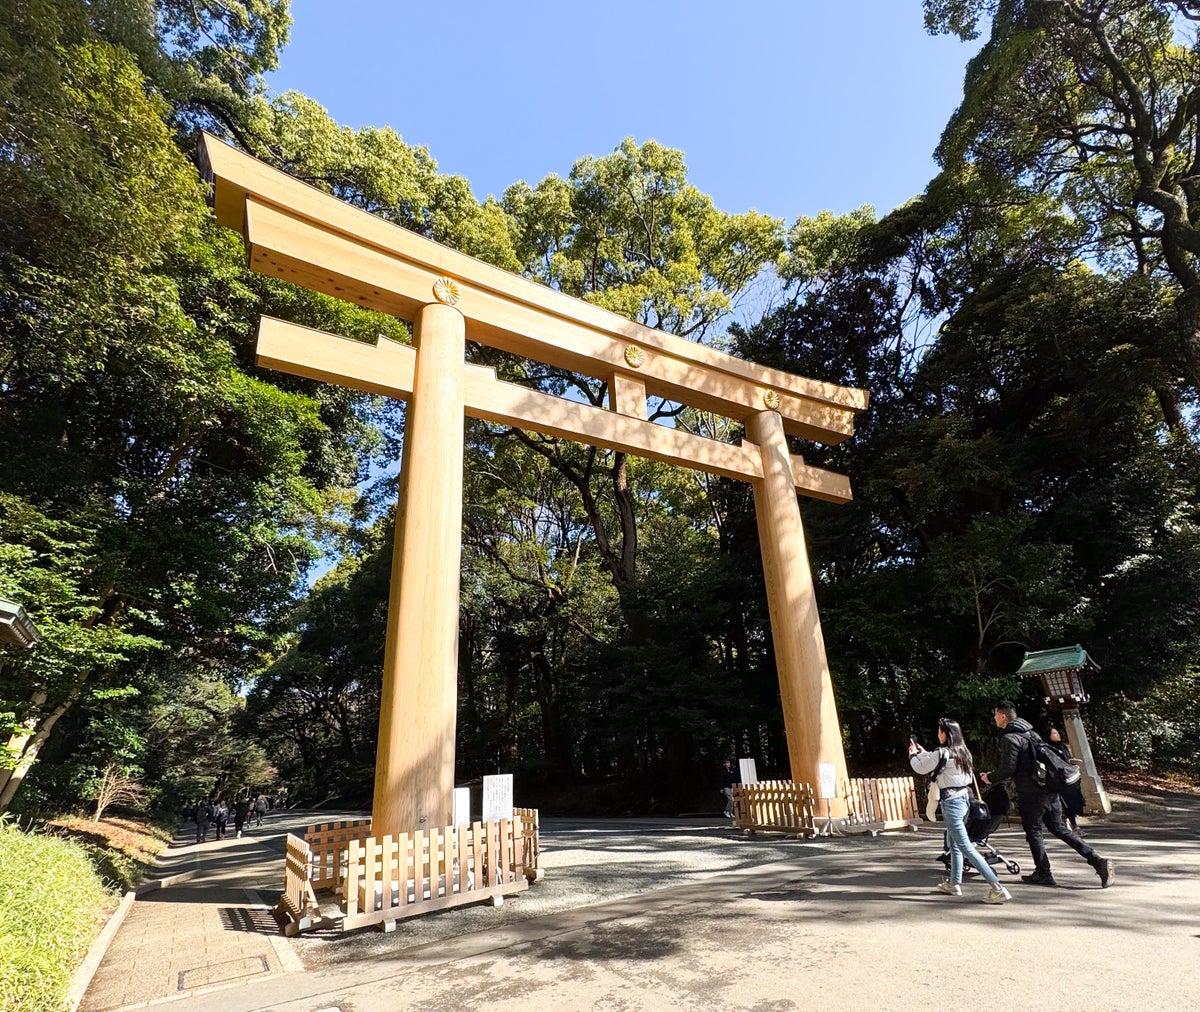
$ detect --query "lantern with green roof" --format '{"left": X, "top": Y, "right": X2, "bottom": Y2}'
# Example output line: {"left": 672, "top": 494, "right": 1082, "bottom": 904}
{"left": 1017, "top": 644, "right": 1111, "bottom": 814}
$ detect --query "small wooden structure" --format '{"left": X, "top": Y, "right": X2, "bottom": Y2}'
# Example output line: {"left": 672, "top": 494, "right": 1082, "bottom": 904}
{"left": 731, "top": 780, "right": 816, "bottom": 836}
{"left": 841, "top": 776, "right": 920, "bottom": 834}
{"left": 731, "top": 776, "right": 919, "bottom": 836}
{"left": 1017, "top": 644, "right": 1111, "bottom": 814}
{"left": 276, "top": 810, "right": 541, "bottom": 935}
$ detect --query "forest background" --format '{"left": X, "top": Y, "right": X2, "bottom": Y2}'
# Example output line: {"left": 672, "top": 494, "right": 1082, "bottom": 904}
{"left": 2, "top": 0, "right": 1198, "bottom": 822}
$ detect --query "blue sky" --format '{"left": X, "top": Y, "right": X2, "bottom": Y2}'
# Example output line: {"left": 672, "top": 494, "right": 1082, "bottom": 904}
{"left": 268, "top": 2, "right": 981, "bottom": 223}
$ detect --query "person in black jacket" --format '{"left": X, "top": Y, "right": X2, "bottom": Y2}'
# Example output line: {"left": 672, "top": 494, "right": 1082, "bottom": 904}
{"left": 981, "top": 701, "right": 1113, "bottom": 888}
{"left": 720, "top": 760, "right": 738, "bottom": 821}
{"left": 1045, "top": 725, "right": 1087, "bottom": 833}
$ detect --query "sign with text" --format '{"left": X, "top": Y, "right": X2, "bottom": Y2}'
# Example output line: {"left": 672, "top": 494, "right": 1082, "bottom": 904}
{"left": 738, "top": 758, "right": 759, "bottom": 785}
{"left": 481, "top": 774, "right": 514, "bottom": 823}
{"left": 453, "top": 786, "right": 471, "bottom": 827}
{"left": 818, "top": 763, "right": 838, "bottom": 800}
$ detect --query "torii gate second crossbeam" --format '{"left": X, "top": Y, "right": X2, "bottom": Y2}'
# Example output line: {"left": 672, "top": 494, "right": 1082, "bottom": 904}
{"left": 199, "top": 134, "right": 870, "bottom": 833}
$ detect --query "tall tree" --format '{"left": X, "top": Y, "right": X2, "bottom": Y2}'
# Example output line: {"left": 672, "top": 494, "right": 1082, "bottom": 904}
{"left": 924, "top": 0, "right": 1200, "bottom": 426}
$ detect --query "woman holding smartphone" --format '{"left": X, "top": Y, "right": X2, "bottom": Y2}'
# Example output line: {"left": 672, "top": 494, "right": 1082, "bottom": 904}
{"left": 909, "top": 718, "right": 1013, "bottom": 905}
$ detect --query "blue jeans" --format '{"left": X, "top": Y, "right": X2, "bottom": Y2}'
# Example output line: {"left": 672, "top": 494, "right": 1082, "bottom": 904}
{"left": 941, "top": 791, "right": 999, "bottom": 887}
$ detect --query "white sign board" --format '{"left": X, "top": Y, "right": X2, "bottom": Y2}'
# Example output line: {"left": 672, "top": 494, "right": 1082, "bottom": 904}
{"left": 738, "top": 758, "right": 758, "bottom": 785}
{"left": 453, "top": 786, "right": 471, "bottom": 827}
{"left": 818, "top": 762, "right": 838, "bottom": 800}
{"left": 481, "top": 773, "right": 514, "bottom": 823}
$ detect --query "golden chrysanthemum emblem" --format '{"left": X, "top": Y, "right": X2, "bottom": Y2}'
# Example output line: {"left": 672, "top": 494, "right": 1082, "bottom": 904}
{"left": 432, "top": 277, "right": 461, "bottom": 306}
{"left": 763, "top": 389, "right": 781, "bottom": 410}
{"left": 623, "top": 345, "right": 645, "bottom": 368}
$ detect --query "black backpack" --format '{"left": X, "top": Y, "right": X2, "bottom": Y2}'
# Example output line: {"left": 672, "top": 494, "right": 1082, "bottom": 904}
{"left": 1026, "top": 733, "right": 1082, "bottom": 793}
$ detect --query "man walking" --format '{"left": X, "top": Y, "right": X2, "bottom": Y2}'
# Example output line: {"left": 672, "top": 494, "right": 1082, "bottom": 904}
{"left": 982, "top": 701, "right": 1114, "bottom": 888}
{"left": 720, "top": 759, "right": 738, "bottom": 821}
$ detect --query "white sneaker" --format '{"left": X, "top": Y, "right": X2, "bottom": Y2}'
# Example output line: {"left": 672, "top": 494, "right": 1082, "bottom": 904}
{"left": 937, "top": 880, "right": 962, "bottom": 896}
{"left": 985, "top": 884, "right": 1012, "bottom": 904}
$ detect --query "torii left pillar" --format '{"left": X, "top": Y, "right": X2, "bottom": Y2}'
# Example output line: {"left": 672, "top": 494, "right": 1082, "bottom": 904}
{"left": 372, "top": 300, "right": 465, "bottom": 839}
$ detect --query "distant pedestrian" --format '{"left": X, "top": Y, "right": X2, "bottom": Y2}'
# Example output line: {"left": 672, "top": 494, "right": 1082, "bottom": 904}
{"left": 720, "top": 760, "right": 738, "bottom": 821}
{"left": 234, "top": 794, "right": 250, "bottom": 838}
{"left": 982, "top": 701, "right": 1113, "bottom": 888}
{"left": 253, "top": 795, "right": 267, "bottom": 827}
{"left": 212, "top": 798, "right": 228, "bottom": 840}
{"left": 192, "top": 800, "right": 212, "bottom": 844}
{"left": 910, "top": 718, "right": 1011, "bottom": 904}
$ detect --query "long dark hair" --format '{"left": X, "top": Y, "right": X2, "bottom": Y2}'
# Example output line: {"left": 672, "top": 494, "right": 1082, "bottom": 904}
{"left": 938, "top": 718, "right": 973, "bottom": 775}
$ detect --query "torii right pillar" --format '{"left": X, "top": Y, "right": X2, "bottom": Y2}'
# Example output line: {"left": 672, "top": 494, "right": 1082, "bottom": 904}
{"left": 747, "top": 409, "right": 850, "bottom": 817}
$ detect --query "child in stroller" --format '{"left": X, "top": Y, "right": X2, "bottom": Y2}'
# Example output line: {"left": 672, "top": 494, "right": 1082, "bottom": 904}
{"left": 937, "top": 783, "right": 1021, "bottom": 877}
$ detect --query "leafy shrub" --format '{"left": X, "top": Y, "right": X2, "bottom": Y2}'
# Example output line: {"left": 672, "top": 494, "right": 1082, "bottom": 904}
{"left": 1090, "top": 669, "right": 1200, "bottom": 770}
{"left": 0, "top": 819, "right": 113, "bottom": 1012}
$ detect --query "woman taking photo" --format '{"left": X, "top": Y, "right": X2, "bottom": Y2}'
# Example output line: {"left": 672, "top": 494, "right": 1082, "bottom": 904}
{"left": 909, "top": 718, "right": 1013, "bottom": 905}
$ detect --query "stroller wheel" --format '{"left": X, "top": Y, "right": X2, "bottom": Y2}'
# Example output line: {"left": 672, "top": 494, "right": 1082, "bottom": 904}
{"left": 1006, "top": 861, "right": 1020, "bottom": 875}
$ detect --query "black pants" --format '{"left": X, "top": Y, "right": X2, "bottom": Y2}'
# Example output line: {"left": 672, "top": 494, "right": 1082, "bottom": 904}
{"left": 1019, "top": 791, "right": 1097, "bottom": 877}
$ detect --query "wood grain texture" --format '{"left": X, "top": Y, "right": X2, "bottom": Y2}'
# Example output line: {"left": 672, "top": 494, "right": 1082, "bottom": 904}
{"left": 747, "top": 409, "right": 850, "bottom": 816}
{"left": 202, "top": 133, "right": 867, "bottom": 444}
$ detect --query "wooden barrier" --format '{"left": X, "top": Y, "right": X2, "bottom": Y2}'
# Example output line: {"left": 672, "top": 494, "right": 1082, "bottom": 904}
{"left": 276, "top": 809, "right": 541, "bottom": 935}
{"left": 306, "top": 818, "right": 373, "bottom": 890}
{"left": 842, "top": 776, "right": 920, "bottom": 834}
{"left": 277, "top": 833, "right": 319, "bottom": 929}
{"left": 343, "top": 809, "right": 539, "bottom": 931}
{"left": 731, "top": 780, "right": 816, "bottom": 836}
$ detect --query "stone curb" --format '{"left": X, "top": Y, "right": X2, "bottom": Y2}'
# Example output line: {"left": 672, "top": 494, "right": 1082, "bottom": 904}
{"left": 68, "top": 889, "right": 137, "bottom": 1012}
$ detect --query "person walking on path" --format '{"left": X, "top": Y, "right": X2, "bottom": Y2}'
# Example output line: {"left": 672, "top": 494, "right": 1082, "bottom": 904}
{"left": 192, "top": 799, "right": 211, "bottom": 844}
{"left": 254, "top": 794, "right": 267, "bottom": 827}
{"left": 1045, "top": 725, "right": 1087, "bottom": 833}
{"left": 212, "top": 797, "right": 228, "bottom": 840}
{"left": 909, "top": 718, "right": 1012, "bottom": 904}
{"left": 234, "top": 792, "right": 251, "bottom": 837}
{"left": 982, "top": 701, "right": 1114, "bottom": 888}
{"left": 720, "top": 760, "right": 738, "bottom": 821}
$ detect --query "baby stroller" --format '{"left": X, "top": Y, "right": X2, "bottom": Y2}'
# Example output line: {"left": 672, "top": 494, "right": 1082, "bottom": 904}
{"left": 938, "top": 784, "right": 1021, "bottom": 877}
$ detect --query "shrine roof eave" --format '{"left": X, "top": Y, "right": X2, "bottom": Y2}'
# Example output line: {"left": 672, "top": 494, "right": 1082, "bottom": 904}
{"left": 1017, "top": 644, "right": 1100, "bottom": 678}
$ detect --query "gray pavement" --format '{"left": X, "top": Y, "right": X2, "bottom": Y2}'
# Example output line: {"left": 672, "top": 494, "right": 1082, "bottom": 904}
{"left": 80, "top": 786, "right": 1200, "bottom": 1011}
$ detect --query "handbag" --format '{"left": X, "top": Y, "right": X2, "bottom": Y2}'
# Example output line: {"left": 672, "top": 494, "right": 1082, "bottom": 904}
{"left": 967, "top": 773, "right": 990, "bottom": 826}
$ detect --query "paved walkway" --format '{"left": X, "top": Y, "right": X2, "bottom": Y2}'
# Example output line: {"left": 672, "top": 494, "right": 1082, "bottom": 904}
{"left": 81, "top": 787, "right": 1200, "bottom": 1010}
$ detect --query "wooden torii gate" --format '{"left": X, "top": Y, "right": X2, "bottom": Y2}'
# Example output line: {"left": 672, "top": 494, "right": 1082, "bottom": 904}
{"left": 199, "top": 134, "right": 869, "bottom": 834}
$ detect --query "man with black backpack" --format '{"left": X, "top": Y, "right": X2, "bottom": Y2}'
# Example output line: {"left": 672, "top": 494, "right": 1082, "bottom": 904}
{"left": 981, "top": 701, "right": 1114, "bottom": 889}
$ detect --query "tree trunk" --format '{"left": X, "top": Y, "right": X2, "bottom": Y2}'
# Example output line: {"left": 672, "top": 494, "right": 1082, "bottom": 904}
{"left": 0, "top": 695, "right": 75, "bottom": 812}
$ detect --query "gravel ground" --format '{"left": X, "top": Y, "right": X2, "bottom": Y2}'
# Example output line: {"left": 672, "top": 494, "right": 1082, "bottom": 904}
{"left": 292, "top": 817, "right": 827, "bottom": 967}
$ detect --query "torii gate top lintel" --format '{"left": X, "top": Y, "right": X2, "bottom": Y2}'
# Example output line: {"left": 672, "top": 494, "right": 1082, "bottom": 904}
{"left": 198, "top": 133, "right": 868, "bottom": 449}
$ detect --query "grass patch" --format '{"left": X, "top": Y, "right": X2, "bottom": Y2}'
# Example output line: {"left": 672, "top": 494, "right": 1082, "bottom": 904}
{"left": 0, "top": 819, "right": 115, "bottom": 1012}
{"left": 44, "top": 814, "right": 174, "bottom": 891}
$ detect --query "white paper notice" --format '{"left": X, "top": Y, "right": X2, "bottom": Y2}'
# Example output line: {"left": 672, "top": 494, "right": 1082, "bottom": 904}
{"left": 738, "top": 758, "right": 759, "bottom": 785}
{"left": 818, "top": 762, "right": 837, "bottom": 800}
{"left": 481, "top": 773, "right": 514, "bottom": 823}
{"left": 453, "top": 786, "right": 471, "bottom": 827}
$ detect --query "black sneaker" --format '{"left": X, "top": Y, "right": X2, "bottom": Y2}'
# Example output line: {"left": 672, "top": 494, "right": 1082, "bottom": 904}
{"left": 1021, "top": 872, "right": 1058, "bottom": 887}
{"left": 1095, "top": 858, "right": 1114, "bottom": 888}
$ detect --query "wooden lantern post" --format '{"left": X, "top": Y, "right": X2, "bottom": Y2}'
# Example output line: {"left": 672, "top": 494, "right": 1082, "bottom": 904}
{"left": 1017, "top": 644, "right": 1111, "bottom": 814}
{"left": 197, "top": 133, "right": 869, "bottom": 834}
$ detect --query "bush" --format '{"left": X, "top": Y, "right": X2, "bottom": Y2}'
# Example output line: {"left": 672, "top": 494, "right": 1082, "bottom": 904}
{"left": 0, "top": 819, "right": 113, "bottom": 1012}
{"left": 1090, "top": 668, "right": 1200, "bottom": 770}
